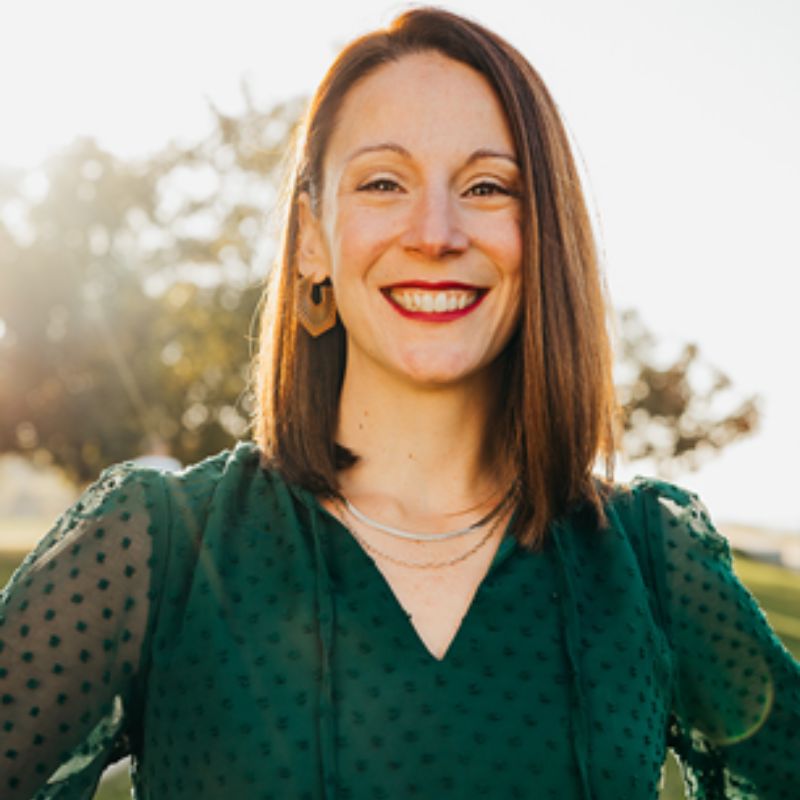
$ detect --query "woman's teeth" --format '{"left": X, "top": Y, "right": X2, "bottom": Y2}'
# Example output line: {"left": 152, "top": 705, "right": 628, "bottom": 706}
{"left": 388, "top": 288, "right": 479, "bottom": 313}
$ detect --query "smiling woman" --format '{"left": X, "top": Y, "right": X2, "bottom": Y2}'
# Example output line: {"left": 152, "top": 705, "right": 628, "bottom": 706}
{"left": 257, "top": 18, "right": 617, "bottom": 551}
{"left": 1, "top": 7, "right": 798, "bottom": 800}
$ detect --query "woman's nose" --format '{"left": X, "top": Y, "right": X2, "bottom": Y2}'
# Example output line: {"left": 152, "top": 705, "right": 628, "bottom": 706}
{"left": 400, "top": 184, "right": 468, "bottom": 259}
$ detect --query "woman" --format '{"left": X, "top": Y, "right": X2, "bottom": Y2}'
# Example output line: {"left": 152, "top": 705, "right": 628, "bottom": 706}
{"left": 1, "top": 8, "right": 797, "bottom": 799}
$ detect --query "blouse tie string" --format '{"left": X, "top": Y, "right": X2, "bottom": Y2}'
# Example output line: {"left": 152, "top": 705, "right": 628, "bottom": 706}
{"left": 551, "top": 521, "right": 595, "bottom": 800}
{"left": 310, "top": 507, "right": 339, "bottom": 800}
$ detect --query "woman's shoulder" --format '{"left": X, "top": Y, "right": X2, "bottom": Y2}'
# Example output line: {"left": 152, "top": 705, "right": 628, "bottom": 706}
{"left": 596, "top": 475, "right": 732, "bottom": 584}
{"left": 602, "top": 474, "right": 701, "bottom": 508}
{"left": 607, "top": 475, "right": 725, "bottom": 543}
{"left": 86, "top": 442, "right": 307, "bottom": 597}
{"left": 602, "top": 474, "right": 716, "bottom": 528}
{"left": 157, "top": 440, "right": 261, "bottom": 496}
{"left": 97, "top": 440, "right": 266, "bottom": 495}
{"left": 157, "top": 439, "right": 262, "bottom": 485}
{"left": 70, "top": 441, "right": 290, "bottom": 535}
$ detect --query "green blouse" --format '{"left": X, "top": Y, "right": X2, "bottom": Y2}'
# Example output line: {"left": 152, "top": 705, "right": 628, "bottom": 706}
{"left": 1, "top": 441, "right": 798, "bottom": 799}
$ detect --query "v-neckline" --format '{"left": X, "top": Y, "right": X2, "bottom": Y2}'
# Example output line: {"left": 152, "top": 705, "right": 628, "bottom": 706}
{"left": 308, "top": 496, "right": 518, "bottom": 662}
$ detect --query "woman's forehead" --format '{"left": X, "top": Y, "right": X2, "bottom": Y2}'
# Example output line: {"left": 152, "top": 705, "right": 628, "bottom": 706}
{"left": 323, "top": 51, "right": 516, "bottom": 169}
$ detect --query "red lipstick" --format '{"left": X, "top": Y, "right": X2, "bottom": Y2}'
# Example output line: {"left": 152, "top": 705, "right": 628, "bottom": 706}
{"left": 381, "top": 281, "right": 488, "bottom": 322}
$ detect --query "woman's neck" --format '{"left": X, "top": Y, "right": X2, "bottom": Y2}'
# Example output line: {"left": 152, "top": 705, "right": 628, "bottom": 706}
{"left": 334, "top": 358, "right": 505, "bottom": 521}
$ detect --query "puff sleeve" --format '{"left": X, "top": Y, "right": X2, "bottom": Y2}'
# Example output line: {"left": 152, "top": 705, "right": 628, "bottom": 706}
{"left": 0, "top": 463, "right": 166, "bottom": 799}
{"left": 637, "top": 479, "right": 800, "bottom": 799}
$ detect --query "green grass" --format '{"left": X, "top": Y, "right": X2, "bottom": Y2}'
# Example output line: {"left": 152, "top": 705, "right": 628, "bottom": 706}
{"left": 2, "top": 548, "right": 798, "bottom": 798}
{"left": 733, "top": 552, "right": 800, "bottom": 659}
{"left": 95, "top": 766, "right": 132, "bottom": 800}
{"left": 0, "top": 550, "right": 26, "bottom": 587}
{"left": 661, "top": 751, "right": 686, "bottom": 800}
{"left": 0, "top": 515, "right": 58, "bottom": 550}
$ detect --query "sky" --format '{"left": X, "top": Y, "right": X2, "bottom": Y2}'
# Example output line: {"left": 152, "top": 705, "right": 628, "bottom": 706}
{"left": 1, "top": 0, "right": 798, "bottom": 530}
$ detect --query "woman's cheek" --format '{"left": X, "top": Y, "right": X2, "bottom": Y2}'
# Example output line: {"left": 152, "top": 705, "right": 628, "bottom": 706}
{"left": 335, "top": 214, "right": 402, "bottom": 273}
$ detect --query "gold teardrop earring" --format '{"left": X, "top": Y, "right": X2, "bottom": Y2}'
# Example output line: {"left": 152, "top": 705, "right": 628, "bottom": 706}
{"left": 296, "top": 275, "right": 337, "bottom": 337}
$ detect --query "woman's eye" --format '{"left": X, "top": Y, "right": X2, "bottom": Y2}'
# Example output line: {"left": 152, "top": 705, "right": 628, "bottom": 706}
{"left": 465, "top": 181, "right": 514, "bottom": 198}
{"left": 358, "top": 178, "right": 401, "bottom": 192}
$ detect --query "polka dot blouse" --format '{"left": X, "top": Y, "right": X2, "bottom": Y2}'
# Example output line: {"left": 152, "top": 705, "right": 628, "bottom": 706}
{"left": 1, "top": 441, "right": 798, "bottom": 798}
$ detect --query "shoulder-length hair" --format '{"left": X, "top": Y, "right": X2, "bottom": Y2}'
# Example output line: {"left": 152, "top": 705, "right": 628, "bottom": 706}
{"left": 252, "top": 7, "right": 617, "bottom": 550}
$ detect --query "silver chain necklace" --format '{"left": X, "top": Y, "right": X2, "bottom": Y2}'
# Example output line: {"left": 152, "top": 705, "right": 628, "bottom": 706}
{"left": 342, "top": 504, "right": 507, "bottom": 570}
{"left": 342, "top": 490, "right": 512, "bottom": 542}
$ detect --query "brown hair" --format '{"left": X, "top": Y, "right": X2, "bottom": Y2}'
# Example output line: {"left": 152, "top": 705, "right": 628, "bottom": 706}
{"left": 252, "top": 7, "right": 617, "bottom": 549}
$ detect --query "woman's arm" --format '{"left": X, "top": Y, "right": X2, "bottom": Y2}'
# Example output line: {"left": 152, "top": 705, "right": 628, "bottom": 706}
{"left": 639, "top": 479, "right": 800, "bottom": 799}
{"left": 0, "top": 463, "right": 165, "bottom": 799}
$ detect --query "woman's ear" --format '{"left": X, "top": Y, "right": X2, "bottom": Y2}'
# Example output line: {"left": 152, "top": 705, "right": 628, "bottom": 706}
{"left": 296, "top": 192, "right": 331, "bottom": 281}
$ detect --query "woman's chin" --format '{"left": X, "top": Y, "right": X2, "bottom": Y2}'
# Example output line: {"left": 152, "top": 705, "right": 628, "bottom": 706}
{"left": 392, "top": 352, "right": 490, "bottom": 389}
{"left": 345, "top": 339, "right": 495, "bottom": 390}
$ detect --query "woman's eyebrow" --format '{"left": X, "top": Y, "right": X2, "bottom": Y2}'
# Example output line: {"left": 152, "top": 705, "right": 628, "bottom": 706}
{"left": 344, "top": 143, "right": 518, "bottom": 167}
{"left": 345, "top": 142, "right": 411, "bottom": 163}
{"left": 464, "top": 148, "right": 518, "bottom": 167}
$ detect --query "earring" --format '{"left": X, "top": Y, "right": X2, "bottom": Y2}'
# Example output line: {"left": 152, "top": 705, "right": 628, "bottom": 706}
{"left": 296, "top": 275, "right": 337, "bottom": 337}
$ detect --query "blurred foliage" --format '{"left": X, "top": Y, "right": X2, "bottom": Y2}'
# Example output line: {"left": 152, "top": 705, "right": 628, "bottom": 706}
{"left": 615, "top": 309, "right": 760, "bottom": 476}
{"left": 0, "top": 89, "right": 758, "bottom": 483}
{"left": 0, "top": 93, "right": 303, "bottom": 482}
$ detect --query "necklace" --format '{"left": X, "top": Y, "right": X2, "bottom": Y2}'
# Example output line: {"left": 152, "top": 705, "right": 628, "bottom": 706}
{"left": 342, "top": 490, "right": 512, "bottom": 542}
{"left": 340, "top": 504, "right": 508, "bottom": 570}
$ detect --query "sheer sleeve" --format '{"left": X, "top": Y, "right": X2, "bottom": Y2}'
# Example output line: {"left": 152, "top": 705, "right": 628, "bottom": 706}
{"left": 0, "top": 462, "right": 166, "bottom": 799}
{"left": 637, "top": 479, "right": 800, "bottom": 799}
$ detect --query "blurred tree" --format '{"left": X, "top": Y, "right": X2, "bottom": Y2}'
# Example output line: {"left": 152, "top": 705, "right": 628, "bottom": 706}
{"left": 0, "top": 91, "right": 759, "bottom": 485}
{"left": 615, "top": 309, "right": 760, "bottom": 475}
{"left": 0, "top": 138, "right": 168, "bottom": 481}
{"left": 0, "top": 87, "right": 301, "bottom": 483}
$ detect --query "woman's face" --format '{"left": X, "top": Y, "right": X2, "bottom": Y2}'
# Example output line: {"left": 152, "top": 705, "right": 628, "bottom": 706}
{"left": 299, "top": 51, "right": 523, "bottom": 390}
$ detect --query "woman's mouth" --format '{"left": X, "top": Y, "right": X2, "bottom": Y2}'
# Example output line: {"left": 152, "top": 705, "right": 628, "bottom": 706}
{"left": 382, "top": 282, "right": 488, "bottom": 321}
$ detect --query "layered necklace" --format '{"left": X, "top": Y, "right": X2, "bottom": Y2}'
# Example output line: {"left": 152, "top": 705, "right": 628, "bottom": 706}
{"left": 335, "top": 489, "right": 515, "bottom": 569}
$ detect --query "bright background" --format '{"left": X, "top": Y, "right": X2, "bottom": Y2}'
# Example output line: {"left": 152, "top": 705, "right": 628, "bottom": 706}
{"left": 1, "top": 0, "right": 798, "bottom": 531}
